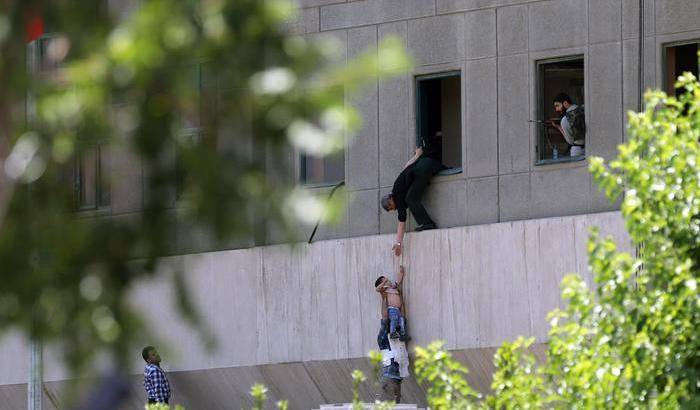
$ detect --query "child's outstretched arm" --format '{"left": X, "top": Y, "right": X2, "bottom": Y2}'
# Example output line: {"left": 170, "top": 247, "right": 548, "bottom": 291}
{"left": 396, "top": 265, "right": 405, "bottom": 287}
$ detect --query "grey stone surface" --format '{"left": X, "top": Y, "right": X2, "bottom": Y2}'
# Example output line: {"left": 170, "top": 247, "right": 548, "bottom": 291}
{"left": 589, "top": 0, "right": 621, "bottom": 44}
{"left": 346, "top": 26, "right": 378, "bottom": 190}
{"left": 523, "top": 216, "right": 579, "bottom": 340}
{"left": 408, "top": 14, "right": 465, "bottom": 65}
{"left": 622, "top": 39, "right": 640, "bottom": 141}
{"left": 466, "top": 58, "right": 498, "bottom": 178}
{"left": 655, "top": 0, "right": 700, "bottom": 35}
{"left": 423, "top": 178, "right": 468, "bottom": 228}
{"left": 588, "top": 43, "right": 623, "bottom": 162}
{"left": 497, "top": 5, "right": 528, "bottom": 56}
{"left": 465, "top": 9, "right": 496, "bottom": 59}
{"left": 530, "top": 165, "right": 590, "bottom": 219}
{"left": 282, "top": 6, "right": 320, "bottom": 34}
{"left": 347, "top": 189, "right": 379, "bottom": 236}
{"left": 308, "top": 29, "right": 348, "bottom": 66}
{"left": 378, "top": 21, "right": 411, "bottom": 187}
{"left": 467, "top": 176, "right": 499, "bottom": 225}
{"left": 497, "top": 54, "right": 530, "bottom": 174}
{"left": 108, "top": 141, "right": 142, "bottom": 214}
{"left": 499, "top": 172, "right": 530, "bottom": 221}
{"left": 622, "top": 0, "right": 655, "bottom": 39}
{"left": 644, "top": 36, "right": 656, "bottom": 91}
{"left": 437, "top": 0, "right": 541, "bottom": 14}
{"left": 472, "top": 221, "right": 531, "bottom": 346}
{"left": 528, "top": 0, "right": 587, "bottom": 51}
{"left": 320, "top": 0, "right": 435, "bottom": 31}
{"left": 311, "top": 190, "right": 350, "bottom": 241}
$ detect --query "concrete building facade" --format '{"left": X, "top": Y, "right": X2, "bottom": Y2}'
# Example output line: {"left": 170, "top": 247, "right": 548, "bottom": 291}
{"left": 1, "top": 0, "right": 700, "bottom": 408}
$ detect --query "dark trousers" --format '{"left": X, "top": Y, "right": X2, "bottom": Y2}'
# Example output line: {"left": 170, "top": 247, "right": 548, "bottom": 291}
{"left": 381, "top": 377, "right": 402, "bottom": 403}
{"left": 406, "top": 157, "right": 442, "bottom": 226}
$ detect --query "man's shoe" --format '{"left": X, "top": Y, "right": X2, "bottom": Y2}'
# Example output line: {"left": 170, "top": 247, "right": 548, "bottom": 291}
{"left": 415, "top": 222, "right": 436, "bottom": 232}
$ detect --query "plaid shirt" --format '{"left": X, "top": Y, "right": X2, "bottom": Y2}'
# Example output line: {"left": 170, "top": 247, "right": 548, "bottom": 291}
{"left": 144, "top": 363, "right": 171, "bottom": 402}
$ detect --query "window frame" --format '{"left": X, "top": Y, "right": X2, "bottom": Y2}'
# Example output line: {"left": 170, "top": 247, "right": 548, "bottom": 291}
{"left": 74, "top": 142, "right": 111, "bottom": 211}
{"left": 298, "top": 151, "right": 345, "bottom": 188}
{"left": 534, "top": 55, "right": 586, "bottom": 166}
{"left": 414, "top": 70, "right": 463, "bottom": 175}
{"left": 662, "top": 39, "right": 700, "bottom": 95}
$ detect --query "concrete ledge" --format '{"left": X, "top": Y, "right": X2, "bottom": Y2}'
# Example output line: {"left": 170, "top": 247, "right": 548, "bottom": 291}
{"left": 0, "top": 344, "right": 547, "bottom": 409}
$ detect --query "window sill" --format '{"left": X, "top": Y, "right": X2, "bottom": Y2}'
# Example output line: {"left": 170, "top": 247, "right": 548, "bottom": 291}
{"left": 433, "top": 167, "right": 464, "bottom": 182}
{"left": 438, "top": 167, "right": 462, "bottom": 176}
{"left": 301, "top": 180, "right": 345, "bottom": 193}
{"left": 75, "top": 206, "right": 111, "bottom": 218}
{"left": 535, "top": 155, "right": 586, "bottom": 166}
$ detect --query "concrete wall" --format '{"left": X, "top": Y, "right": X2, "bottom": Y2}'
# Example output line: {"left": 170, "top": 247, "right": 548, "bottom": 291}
{"left": 81, "top": 0, "right": 700, "bottom": 253}
{"left": 0, "top": 211, "right": 631, "bottom": 407}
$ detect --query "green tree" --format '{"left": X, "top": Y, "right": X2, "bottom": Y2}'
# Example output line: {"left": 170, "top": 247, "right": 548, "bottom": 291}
{"left": 0, "top": 0, "right": 409, "bottom": 375}
{"left": 413, "top": 72, "right": 700, "bottom": 408}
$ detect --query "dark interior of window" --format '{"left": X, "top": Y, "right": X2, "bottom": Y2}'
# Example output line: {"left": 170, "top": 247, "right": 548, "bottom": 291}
{"left": 665, "top": 42, "right": 699, "bottom": 97}
{"left": 75, "top": 144, "right": 110, "bottom": 209}
{"left": 537, "top": 58, "right": 585, "bottom": 163}
{"left": 416, "top": 73, "right": 462, "bottom": 172}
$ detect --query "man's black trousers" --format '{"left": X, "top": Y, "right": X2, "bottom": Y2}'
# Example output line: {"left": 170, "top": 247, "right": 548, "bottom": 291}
{"left": 406, "top": 157, "right": 442, "bottom": 226}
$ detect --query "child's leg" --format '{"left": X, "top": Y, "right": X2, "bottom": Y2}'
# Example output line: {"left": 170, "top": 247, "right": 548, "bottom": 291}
{"left": 377, "top": 319, "right": 390, "bottom": 350}
{"left": 388, "top": 307, "right": 400, "bottom": 337}
{"left": 399, "top": 315, "right": 410, "bottom": 341}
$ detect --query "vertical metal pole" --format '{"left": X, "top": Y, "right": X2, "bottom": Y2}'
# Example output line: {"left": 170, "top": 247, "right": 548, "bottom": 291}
{"left": 28, "top": 340, "right": 43, "bottom": 410}
{"left": 25, "top": 39, "right": 43, "bottom": 410}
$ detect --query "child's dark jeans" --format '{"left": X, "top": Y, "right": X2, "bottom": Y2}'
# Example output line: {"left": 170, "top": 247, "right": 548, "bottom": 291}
{"left": 388, "top": 306, "right": 401, "bottom": 339}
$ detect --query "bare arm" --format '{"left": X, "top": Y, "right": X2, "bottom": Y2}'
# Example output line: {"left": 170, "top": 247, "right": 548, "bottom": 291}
{"left": 402, "top": 147, "right": 423, "bottom": 170}
{"left": 396, "top": 265, "right": 405, "bottom": 286}
{"left": 393, "top": 221, "right": 405, "bottom": 256}
{"left": 380, "top": 294, "right": 388, "bottom": 318}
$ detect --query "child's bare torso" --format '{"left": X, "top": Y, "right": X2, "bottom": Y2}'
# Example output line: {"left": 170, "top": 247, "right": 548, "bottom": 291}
{"left": 383, "top": 284, "right": 402, "bottom": 308}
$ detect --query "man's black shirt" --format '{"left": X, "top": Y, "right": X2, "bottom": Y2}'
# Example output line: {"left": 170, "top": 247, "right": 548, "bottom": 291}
{"left": 391, "top": 166, "right": 413, "bottom": 222}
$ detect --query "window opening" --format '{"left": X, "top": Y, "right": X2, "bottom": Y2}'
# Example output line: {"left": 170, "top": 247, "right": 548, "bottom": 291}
{"left": 415, "top": 72, "right": 462, "bottom": 173}
{"left": 536, "top": 57, "right": 585, "bottom": 164}
{"left": 175, "top": 62, "right": 214, "bottom": 199}
{"left": 299, "top": 86, "right": 345, "bottom": 186}
{"left": 664, "top": 42, "right": 699, "bottom": 97}
{"left": 75, "top": 143, "right": 110, "bottom": 210}
{"left": 300, "top": 152, "right": 344, "bottom": 186}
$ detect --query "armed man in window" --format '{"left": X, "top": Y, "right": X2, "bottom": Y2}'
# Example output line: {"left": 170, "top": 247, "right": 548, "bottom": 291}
{"left": 549, "top": 93, "right": 585, "bottom": 157}
{"left": 381, "top": 132, "right": 443, "bottom": 256}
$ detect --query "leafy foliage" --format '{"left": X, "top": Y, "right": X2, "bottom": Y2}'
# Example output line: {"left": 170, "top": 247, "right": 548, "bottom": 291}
{"left": 0, "top": 0, "right": 409, "bottom": 375}
{"left": 414, "top": 341, "right": 480, "bottom": 409}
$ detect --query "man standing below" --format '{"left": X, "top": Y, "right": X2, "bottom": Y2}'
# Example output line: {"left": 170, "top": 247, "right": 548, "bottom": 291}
{"left": 142, "top": 346, "right": 171, "bottom": 405}
{"left": 381, "top": 132, "right": 443, "bottom": 256}
{"left": 550, "top": 93, "right": 585, "bottom": 157}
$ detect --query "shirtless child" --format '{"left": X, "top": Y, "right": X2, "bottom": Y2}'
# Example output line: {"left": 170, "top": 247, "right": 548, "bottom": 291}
{"left": 375, "top": 265, "right": 409, "bottom": 341}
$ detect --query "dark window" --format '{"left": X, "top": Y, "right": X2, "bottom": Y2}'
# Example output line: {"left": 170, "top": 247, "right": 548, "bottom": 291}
{"left": 300, "top": 152, "right": 344, "bottom": 186}
{"left": 299, "top": 85, "right": 345, "bottom": 186}
{"left": 415, "top": 72, "right": 462, "bottom": 172}
{"left": 664, "top": 42, "right": 699, "bottom": 97}
{"left": 536, "top": 57, "right": 585, "bottom": 164}
{"left": 176, "top": 62, "right": 214, "bottom": 199}
{"left": 75, "top": 143, "right": 110, "bottom": 210}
